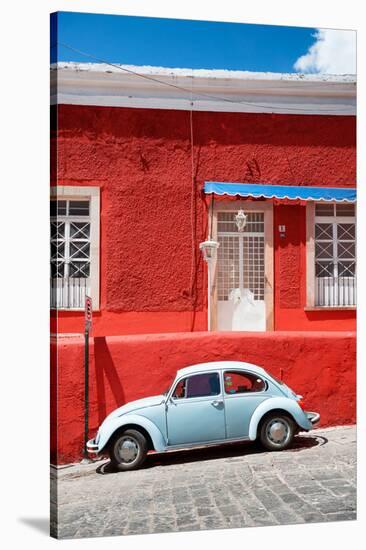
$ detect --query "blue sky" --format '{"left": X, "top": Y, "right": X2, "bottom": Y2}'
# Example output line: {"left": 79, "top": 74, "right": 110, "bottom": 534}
{"left": 51, "top": 12, "right": 317, "bottom": 73}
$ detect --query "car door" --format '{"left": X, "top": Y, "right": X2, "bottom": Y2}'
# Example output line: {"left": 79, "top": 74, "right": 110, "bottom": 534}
{"left": 166, "top": 371, "right": 226, "bottom": 446}
{"left": 223, "top": 370, "right": 270, "bottom": 439}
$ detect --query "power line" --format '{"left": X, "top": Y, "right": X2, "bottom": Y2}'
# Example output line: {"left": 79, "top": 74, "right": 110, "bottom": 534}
{"left": 55, "top": 42, "right": 348, "bottom": 114}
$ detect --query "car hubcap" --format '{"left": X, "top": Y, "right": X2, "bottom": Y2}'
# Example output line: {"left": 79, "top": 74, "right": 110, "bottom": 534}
{"left": 267, "top": 419, "right": 289, "bottom": 445}
{"left": 118, "top": 437, "right": 139, "bottom": 463}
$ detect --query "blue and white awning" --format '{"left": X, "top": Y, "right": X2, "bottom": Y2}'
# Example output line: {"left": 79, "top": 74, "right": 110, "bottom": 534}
{"left": 204, "top": 182, "right": 356, "bottom": 203}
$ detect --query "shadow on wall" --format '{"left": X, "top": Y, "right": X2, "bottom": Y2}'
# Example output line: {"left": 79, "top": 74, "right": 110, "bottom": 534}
{"left": 94, "top": 337, "right": 125, "bottom": 425}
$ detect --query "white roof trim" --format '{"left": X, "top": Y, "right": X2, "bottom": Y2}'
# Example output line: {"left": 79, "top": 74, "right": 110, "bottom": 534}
{"left": 51, "top": 62, "right": 356, "bottom": 116}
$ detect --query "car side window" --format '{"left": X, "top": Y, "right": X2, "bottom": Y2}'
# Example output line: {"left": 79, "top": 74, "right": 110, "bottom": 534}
{"left": 172, "top": 373, "right": 221, "bottom": 399}
{"left": 172, "top": 379, "right": 186, "bottom": 399}
{"left": 224, "top": 371, "right": 266, "bottom": 394}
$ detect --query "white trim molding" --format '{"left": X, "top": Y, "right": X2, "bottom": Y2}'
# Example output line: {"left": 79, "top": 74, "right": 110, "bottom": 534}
{"left": 306, "top": 202, "right": 316, "bottom": 308}
{"left": 51, "top": 62, "right": 356, "bottom": 116}
{"left": 50, "top": 185, "right": 100, "bottom": 310}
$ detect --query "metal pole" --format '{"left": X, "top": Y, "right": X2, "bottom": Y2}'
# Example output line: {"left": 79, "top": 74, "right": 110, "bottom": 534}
{"left": 84, "top": 326, "right": 89, "bottom": 457}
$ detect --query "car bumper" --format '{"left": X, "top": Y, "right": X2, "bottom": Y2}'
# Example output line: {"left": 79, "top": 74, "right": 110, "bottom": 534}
{"left": 86, "top": 438, "right": 99, "bottom": 454}
{"left": 305, "top": 411, "right": 320, "bottom": 425}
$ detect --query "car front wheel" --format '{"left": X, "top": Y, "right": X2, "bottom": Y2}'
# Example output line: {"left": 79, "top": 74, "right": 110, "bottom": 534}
{"left": 259, "top": 414, "right": 295, "bottom": 451}
{"left": 109, "top": 429, "right": 148, "bottom": 471}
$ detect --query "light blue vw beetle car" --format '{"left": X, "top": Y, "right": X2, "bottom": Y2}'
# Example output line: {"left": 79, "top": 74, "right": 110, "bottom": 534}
{"left": 87, "top": 361, "right": 320, "bottom": 470}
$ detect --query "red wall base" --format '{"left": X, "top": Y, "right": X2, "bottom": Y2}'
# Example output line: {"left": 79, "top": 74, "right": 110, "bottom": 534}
{"left": 51, "top": 331, "right": 356, "bottom": 464}
{"left": 52, "top": 307, "right": 356, "bottom": 336}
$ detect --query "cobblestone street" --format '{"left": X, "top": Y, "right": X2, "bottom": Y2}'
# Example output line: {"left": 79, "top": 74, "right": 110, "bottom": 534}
{"left": 51, "top": 425, "right": 356, "bottom": 539}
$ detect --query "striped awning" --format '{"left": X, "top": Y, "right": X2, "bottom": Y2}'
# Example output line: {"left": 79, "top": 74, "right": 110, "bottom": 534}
{"left": 204, "top": 182, "right": 356, "bottom": 203}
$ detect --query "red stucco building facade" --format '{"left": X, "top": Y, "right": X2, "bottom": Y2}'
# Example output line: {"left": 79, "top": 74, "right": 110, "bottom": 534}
{"left": 51, "top": 64, "right": 356, "bottom": 463}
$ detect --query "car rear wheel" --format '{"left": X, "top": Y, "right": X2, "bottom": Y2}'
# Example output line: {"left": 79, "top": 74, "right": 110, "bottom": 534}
{"left": 259, "top": 414, "right": 295, "bottom": 451}
{"left": 109, "top": 429, "right": 147, "bottom": 471}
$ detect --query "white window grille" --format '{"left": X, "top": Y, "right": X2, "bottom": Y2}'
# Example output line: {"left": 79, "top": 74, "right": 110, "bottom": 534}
{"left": 315, "top": 203, "right": 356, "bottom": 307}
{"left": 217, "top": 212, "right": 265, "bottom": 301}
{"left": 50, "top": 199, "right": 91, "bottom": 309}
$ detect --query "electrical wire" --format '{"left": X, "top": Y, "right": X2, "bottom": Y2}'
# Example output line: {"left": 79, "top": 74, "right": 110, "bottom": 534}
{"left": 54, "top": 42, "right": 350, "bottom": 114}
{"left": 189, "top": 80, "right": 196, "bottom": 305}
{"left": 188, "top": 73, "right": 201, "bottom": 331}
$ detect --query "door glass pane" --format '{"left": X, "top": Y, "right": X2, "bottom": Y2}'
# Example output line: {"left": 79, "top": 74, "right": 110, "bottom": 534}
{"left": 336, "top": 204, "right": 355, "bottom": 217}
{"left": 50, "top": 200, "right": 67, "bottom": 216}
{"left": 70, "top": 222, "right": 90, "bottom": 239}
{"left": 70, "top": 242, "right": 90, "bottom": 259}
{"left": 337, "top": 223, "right": 355, "bottom": 240}
{"left": 50, "top": 241, "right": 65, "bottom": 260}
{"left": 315, "top": 204, "right": 335, "bottom": 216}
{"left": 217, "top": 211, "right": 264, "bottom": 233}
{"left": 69, "top": 261, "right": 90, "bottom": 278}
{"left": 51, "top": 261, "right": 65, "bottom": 278}
{"left": 217, "top": 212, "right": 238, "bottom": 233}
{"left": 186, "top": 373, "right": 220, "bottom": 398}
{"left": 315, "top": 223, "right": 332, "bottom": 240}
{"left": 224, "top": 371, "right": 266, "bottom": 394}
{"left": 338, "top": 261, "right": 356, "bottom": 277}
{"left": 337, "top": 241, "right": 355, "bottom": 259}
{"left": 315, "top": 261, "right": 334, "bottom": 277}
{"left": 50, "top": 221, "right": 65, "bottom": 239}
{"left": 68, "top": 200, "right": 90, "bottom": 216}
{"left": 315, "top": 241, "right": 333, "bottom": 259}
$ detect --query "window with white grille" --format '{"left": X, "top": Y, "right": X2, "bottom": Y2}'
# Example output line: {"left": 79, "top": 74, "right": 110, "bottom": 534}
{"left": 315, "top": 203, "right": 356, "bottom": 307}
{"left": 50, "top": 198, "right": 93, "bottom": 309}
{"left": 217, "top": 212, "right": 265, "bottom": 301}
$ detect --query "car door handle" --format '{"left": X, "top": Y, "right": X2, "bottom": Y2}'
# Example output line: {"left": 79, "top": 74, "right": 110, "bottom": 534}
{"left": 211, "top": 399, "right": 224, "bottom": 407}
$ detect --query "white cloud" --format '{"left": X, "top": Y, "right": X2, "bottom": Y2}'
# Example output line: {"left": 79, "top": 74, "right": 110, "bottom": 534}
{"left": 294, "top": 29, "right": 356, "bottom": 74}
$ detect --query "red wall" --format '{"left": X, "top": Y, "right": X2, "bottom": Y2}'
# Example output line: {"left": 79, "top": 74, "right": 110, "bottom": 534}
{"left": 52, "top": 105, "right": 356, "bottom": 336}
{"left": 273, "top": 204, "right": 356, "bottom": 330}
{"left": 51, "top": 331, "right": 356, "bottom": 464}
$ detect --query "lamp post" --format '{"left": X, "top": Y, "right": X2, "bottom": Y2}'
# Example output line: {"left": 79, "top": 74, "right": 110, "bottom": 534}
{"left": 199, "top": 238, "right": 219, "bottom": 331}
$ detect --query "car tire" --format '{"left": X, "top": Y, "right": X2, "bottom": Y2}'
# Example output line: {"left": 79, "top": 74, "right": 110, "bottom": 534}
{"left": 109, "top": 429, "right": 148, "bottom": 471}
{"left": 259, "top": 413, "right": 295, "bottom": 451}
